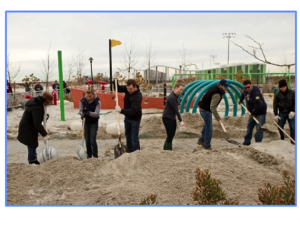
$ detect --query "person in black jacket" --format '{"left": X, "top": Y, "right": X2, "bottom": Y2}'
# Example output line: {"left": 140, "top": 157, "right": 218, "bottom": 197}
{"left": 238, "top": 80, "right": 267, "bottom": 145}
{"left": 162, "top": 82, "right": 185, "bottom": 150}
{"left": 273, "top": 79, "right": 295, "bottom": 144}
{"left": 34, "top": 81, "right": 44, "bottom": 96}
{"left": 17, "top": 92, "right": 53, "bottom": 164}
{"left": 198, "top": 79, "right": 228, "bottom": 150}
{"left": 114, "top": 79, "right": 142, "bottom": 153}
{"left": 79, "top": 85, "right": 101, "bottom": 158}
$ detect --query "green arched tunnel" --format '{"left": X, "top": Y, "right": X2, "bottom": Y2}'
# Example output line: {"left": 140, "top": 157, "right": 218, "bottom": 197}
{"left": 178, "top": 80, "right": 246, "bottom": 117}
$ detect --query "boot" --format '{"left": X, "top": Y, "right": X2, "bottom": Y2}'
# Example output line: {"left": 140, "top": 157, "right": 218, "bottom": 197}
{"left": 28, "top": 159, "right": 40, "bottom": 165}
{"left": 163, "top": 142, "right": 172, "bottom": 151}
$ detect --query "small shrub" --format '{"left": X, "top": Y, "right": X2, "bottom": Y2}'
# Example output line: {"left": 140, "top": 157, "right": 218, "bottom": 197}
{"left": 258, "top": 171, "right": 295, "bottom": 205}
{"left": 139, "top": 194, "right": 158, "bottom": 205}
{"left": 192, "top": 168, "right": 239, "bottom": 205}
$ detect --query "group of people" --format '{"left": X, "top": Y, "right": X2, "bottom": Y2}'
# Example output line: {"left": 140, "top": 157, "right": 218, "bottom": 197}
{"left": 16, "top": 77, "right": 295, "bottom": 164}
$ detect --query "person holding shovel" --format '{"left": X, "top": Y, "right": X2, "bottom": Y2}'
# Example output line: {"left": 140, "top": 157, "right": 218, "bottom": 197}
{"left": 273, "top": 79, "right": 295, "bottom": 144}
{"left": 17, "top": 92, "right": 53, "bottom": 164}
{"left": 113, "top": 78, "right": 142, "bottom": 153}
{"left": 79, "top": 85, "right": 101, "bottom": 158}
{"left": 238, "top": 80, "right": 267, "bottom": 145}
{"left": 162, "top": 82, "right": 185, "bottom": 151}
{"left": 197, "top": 79, "right": 229, "bottom": 150}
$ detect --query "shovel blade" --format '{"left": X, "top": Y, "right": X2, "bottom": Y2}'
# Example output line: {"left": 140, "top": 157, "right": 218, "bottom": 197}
{"left": 38, "top": 146, "right": 58, "bottom": 164}
{"left": 77, "top": 145, "right": 87, "bottom": 160}
{"left": 114, "top": 143, "right": 128, "bottom": 159}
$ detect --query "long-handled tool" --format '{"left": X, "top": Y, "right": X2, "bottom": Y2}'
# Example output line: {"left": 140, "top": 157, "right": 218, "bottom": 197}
{"left": 38, "top": 110, "right": 58, "bottom": 163}
{"left": 114, "top": 78, "right": 128, "bottom": 159}
{"left": 272, "top": 120, "right": 295, "bottom": 144}
{"left": 77, "top": 118, "right": 87, "bottom": 160}
{"left": 220, "top": 122, "right": 240, "bottom": 145}
{"left": 240, "top": 103, "right": 262, "bottom": 126}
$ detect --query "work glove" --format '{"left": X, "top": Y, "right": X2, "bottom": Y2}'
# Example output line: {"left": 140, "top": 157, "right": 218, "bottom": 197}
{"left": 82, "top": 108, "right": 90, "bottom": 117}
{"left": 115, "top": 105, "right": 121, "bottom": 113}
{"left": 46, "top": 114, "right": 49, "bottom": 121}
{"left": 43, "top": 135, "right": 49, "bottom": 140}
{"left": 180, "top": 121, "right": 186, "bottom": 127}
{"left": 288, "top": 112, "right": 295, "bottom": 119}
{"left": 274, "top": 115, "right": 281, "bottom": 121}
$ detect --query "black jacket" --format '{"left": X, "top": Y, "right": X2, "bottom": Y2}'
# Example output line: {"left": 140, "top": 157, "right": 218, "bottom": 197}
{"left": 162, "top": 91, "right": 182, "bottom": 121}
{"left": 199, "top": 85, "right": 224, "bottom": 112}
{"left": 113, "top": 81, "right": 142, "bottom": 121}
{"left": 17, "top": 96, "right": 47, "bottom": 148}
{"left": 239, "top": 85, "right": 267, "bottom": 115}
{"left": 273, "top": 88, "right": 295, "bottom": 115}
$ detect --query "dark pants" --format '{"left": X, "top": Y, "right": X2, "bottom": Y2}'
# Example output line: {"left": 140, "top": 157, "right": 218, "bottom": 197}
{"left": 278, "top": 112, "right": 295, "bottom": 142}
{"left": 162, "top": 118, "right": 177, "bottom": 143}
{"left": 27, "top": 146, "right": 37, "bottom": 160}
{"left": 243, "top": 114, "right": 266, "bottom": 145}
{"left": 124, "top": 117, "right": 141, "bottom": 153}
{"left": 198, "top": 110, "right": 213, "bottom": 149}
{"left": 84, "top": 121, "right": 99, "bottom": 158}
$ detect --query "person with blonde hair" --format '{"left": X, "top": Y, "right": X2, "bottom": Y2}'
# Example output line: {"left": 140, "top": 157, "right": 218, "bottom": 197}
{"left": 17, "top": 91, "right": 53, "bottom": 164}
{"left": 162, "top": 82, "right": 185, "bottom": 150}
{"left": 79, "top": 86, "right": 101, "bottom": 158}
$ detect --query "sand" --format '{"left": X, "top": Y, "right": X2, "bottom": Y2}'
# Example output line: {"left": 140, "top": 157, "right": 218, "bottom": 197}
{"left": 6, "top": 96, "right": 296, "bottom": 205}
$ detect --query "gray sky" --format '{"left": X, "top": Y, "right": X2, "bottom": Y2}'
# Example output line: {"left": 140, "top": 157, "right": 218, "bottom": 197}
{"left": 7, "top": 12, "right": 295, "bottom": 82}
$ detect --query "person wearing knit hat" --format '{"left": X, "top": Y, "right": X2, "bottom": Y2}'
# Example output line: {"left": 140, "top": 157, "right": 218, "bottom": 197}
{"left": 273, "top": 79, "right": 295, "bottom": 144}
{"left": 17, "top": 92, "right": 53, "bottom": 164}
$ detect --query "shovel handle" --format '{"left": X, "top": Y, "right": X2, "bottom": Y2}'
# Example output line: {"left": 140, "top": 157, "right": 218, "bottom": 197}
{"left": 220, "top": 122, "right": 226, "bottom": 132}
{"left": 115, "top": 78, "right": 121, "bottom": 136}
{"left": 272, "top": 120, "right": 295, "bottom": 144}
{"left": 240, "top": 103, "right": 260, "bottom": 125}
{"left": 82, "top": 118, "right": 85, "bottom": 137}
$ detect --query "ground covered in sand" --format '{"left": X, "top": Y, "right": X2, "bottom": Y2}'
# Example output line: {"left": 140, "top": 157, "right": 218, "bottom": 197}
{"left": 6, "top": 96, "right": 295, "bottom": 205}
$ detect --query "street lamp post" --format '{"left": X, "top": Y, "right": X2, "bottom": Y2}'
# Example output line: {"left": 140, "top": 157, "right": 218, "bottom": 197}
{"left": 222, "top": 33, "right": 236, "bottom": 65}
{"left": 210, "top": 55, "right": 217, "bottom": 67}
{"left": 89, "top": 57, "right": 94, "bottom": 83}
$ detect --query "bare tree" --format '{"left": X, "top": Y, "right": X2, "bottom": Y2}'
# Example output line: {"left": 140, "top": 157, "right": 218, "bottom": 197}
{"left": 179, "top": 43, "right": 192, "bottom": 70}
{"left": 144, "top": 39, "right": 156, "bottom": 84}
{"left": 7, "top": 52, "right": 21, "bottom": 83}
{"left": 73, "top": 48, "right": 87, "bottom": 82}
{"left": 232, "top": 35, "right": 295, "bottom": 72}
{"left": 41, "top": 42, "right": 56, "bottom": 91}
{"left": 118, "top": 34, "right": 140, "bottom": 79}
{"left": 67, "top": 61, "right": 74, "bottom": 82}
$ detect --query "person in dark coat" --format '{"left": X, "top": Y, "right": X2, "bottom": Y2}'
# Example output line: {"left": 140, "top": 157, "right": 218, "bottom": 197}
{"left": 34, "top": 81, "right": 44, "bottom": 97}
{"left": 239, "top": 80, "right": 267, "bottom": 145}
{"left": 162, "top": 81, "right": 185, "bottom": 151}
{"left": 113, "top": 78, "right": 142, "bottom": 153}
{"left": 273, "top": 79, "right": 295, "bottom": 144}
{"left": 79, "top": 85, "right": 101, "bottom": 158}
{"left": 17, "top": 92, "right": 53, "bottom": 164}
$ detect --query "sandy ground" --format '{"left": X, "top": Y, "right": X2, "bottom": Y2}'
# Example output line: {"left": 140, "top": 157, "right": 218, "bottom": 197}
{"left": 6, "top": 93, "right": 296, "bottom": 205}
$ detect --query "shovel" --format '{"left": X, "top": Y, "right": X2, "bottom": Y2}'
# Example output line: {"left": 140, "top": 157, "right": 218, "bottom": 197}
{"left": 114, "top": 78, "right": 128, "bottom": 159}
{"left": 220, "top": 122, "right": 240, "bottom": 145}
{"left": 77, "top": 118, "right": 87, "bottom": 160}
{"left": 38, "top": 110, "right": 58, "bottom": 163}
{"left": 272, "top": 120, "right": 295, "bottom": 144}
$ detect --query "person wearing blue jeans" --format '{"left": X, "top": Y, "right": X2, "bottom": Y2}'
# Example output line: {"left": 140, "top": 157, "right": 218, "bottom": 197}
{"left": 79, "top": 85, "right": 101, "bottom": 158}
{"left": 124, "top": 117, "right": 141, "bottom": 152}
{"left": 273, "top": 79, "right": 295, "bottom": 144}
{"left": 162, "top": 82, "right": 185, "bottom": 150}
{"left": 114, "top": 78, "right": 142, "bottom": 153}
{"left": 239, "top": 80, "right": 267, "bottom": 145}
{"left": 198, "top": 79, "right": 229, "bottom": 150}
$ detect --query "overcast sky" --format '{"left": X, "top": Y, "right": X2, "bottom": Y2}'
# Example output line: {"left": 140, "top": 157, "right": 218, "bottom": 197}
{"left": 7, "top": 12, "right": 295, "bottom": 82}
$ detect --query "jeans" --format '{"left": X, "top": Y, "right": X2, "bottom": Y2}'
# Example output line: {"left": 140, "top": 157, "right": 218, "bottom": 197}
{"left": 277, "top": 112, "right": 295, "bottom": 142}
{"left": 198, "top": 110, "right": 213, "bottom": 149}
{"left": 84, "top": 121, "right": 99, "bottom": 158}
{"left": 28, "top": 146, "right": 37, "bottom": 160}
{"left": 162, "top": 118, "right": 177, "bottom": 143}
{"left": 243, "top": 114, "right": 266, "bottom": 145}
{"left": 124, "top": 117, "right": 141, "bottom": 153}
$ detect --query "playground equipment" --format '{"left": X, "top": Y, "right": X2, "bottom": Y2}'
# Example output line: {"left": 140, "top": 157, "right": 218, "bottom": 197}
{"left": 178, "top": 79, "right": 246, "bottom": 117}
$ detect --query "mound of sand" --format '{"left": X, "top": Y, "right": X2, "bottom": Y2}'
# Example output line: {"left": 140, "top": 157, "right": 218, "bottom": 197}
{"left": 7, "top": 140, "right": 294, "bottom": 205}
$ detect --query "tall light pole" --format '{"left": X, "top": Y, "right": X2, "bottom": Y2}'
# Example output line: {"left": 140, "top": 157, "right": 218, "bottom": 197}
{"left": 222, "top": 33, "right": 236, "bottom": 65}
{"left": 210, "top": 55, "right": 217, "bottom": 67}
{"left": 89, "top": 57, "right": 94, "bottom": 83}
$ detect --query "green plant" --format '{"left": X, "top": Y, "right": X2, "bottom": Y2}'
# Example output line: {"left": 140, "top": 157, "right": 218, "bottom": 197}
{"left": 139, "top": 194, "right": 158, "bottom": 205}
{"left": 192, "top": 168, "right": 239, "bottom": 205}
{"left": 21, "top": 73, "right": 40, "bottom": 86}
{"left": 258, "top": 171, "right": 295, "bottom": 205}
